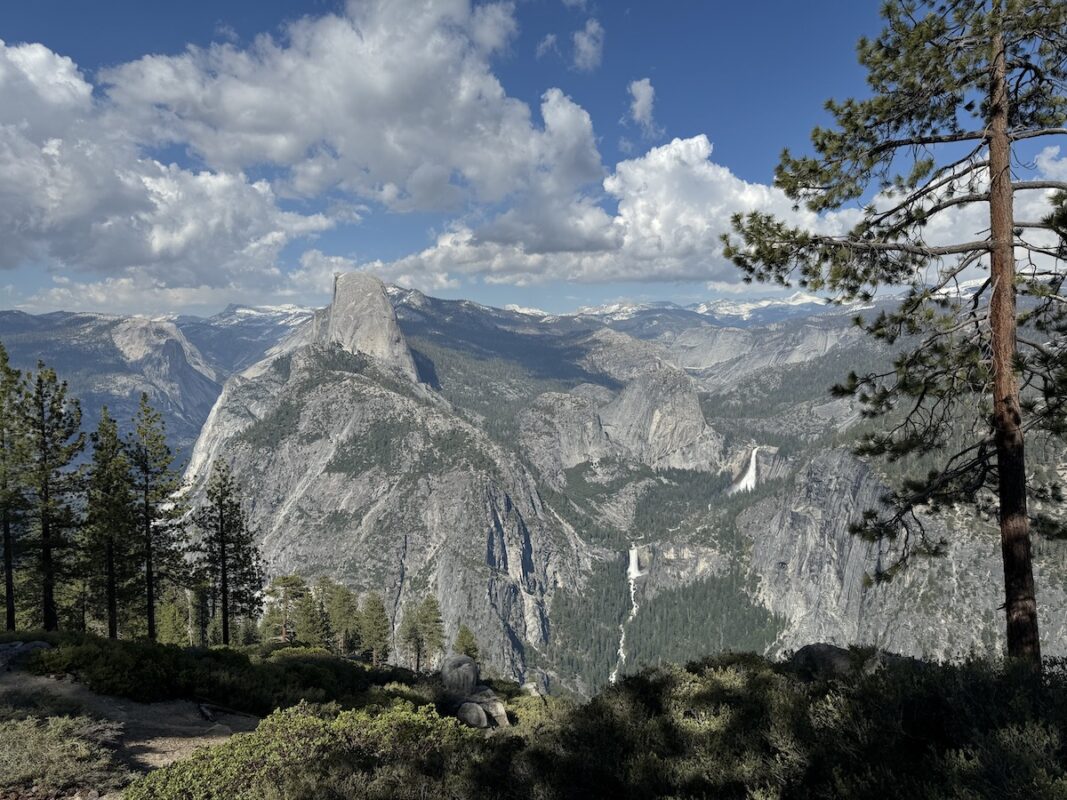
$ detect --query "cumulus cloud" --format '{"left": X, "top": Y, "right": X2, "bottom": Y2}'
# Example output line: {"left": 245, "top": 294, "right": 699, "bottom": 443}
{"left": 101, "top": 0, "right": 556, "bottom": 212}
{"left": 365, "top": 136, "right": 1067, "bottom": 294}
{"left": 572, "top": 19, "right": 604, "bottom": 71}
{"left": 627, "top": 77, "right": 663, "bottom": 139}
{"left": 0, "top": 39, "right": 330, "bottom": 303}
{"left": 361, "top": 135, "right": 855, "bottom": 287}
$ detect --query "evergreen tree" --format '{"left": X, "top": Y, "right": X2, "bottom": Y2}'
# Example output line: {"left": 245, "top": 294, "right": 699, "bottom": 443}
{"left": 126, "top": 393, "right": 185, "bottom": 641}
{"left": 0, "top": 344, "right": 27, "bottom": 631}
{"left": 21, "top": 363, "right": 84, "bottom": 631}
{"left": 262, "top": 574, "right": 309, "bottom": 642}
{"left": 85, "top": 408, "right": 138, "bottom": 638}
{"left": 316, "top": 576, "right": 361, "bottom": 655}
{"left": 399, "top": 594, "right": 445, "bottom": 672}
{"left": 417, "top": 595, "right": 445, "bottom": 669}
{"left": 293, "top": 591, "right": 331, "bottom": 649}
{"left": 156, "top": 586, "right": 190, "bottom": 646}
{"left": 359, "top": 591, "right": 392, "bottom": 667}
{"left": 398, "top": 603, "right": 424, "bottom": 672}
{"left": 723, "top": 0, "right": 1067, "bottom": 663}
{"left": 192, "top": 461, "right": 263, "bottom": 646}
{"left": 454, "top": 624, "right": 479, "bottom": 660}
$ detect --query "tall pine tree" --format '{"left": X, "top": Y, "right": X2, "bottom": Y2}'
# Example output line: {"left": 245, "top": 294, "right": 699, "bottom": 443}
{"left": 192, "top": 461, "right": 263, "bottom": 646}
{"left": 0, "top": 344, "right": 26, "bottom": 631}
{"left": 262, "top": 574, "right": 309, "bottom": 642}
{"left": 126, "top": 393, "right": 184, "bottom": 640}
{"left": 22, "top": 363, "right": 84, "bottom": 631}
{"left": 723, "top": 0, "right": 1067, "bottom": 663}
{"left": 85, "top": 408, "right": 137, "bottom": 639}
{"left": 359, "top": 591, "right": 392, "bottom": 667}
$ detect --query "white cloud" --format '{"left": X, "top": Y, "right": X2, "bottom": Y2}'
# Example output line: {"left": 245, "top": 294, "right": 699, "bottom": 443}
{"left": 0, "top": 39, "right": 331, "bottom": 303}
{"left": 102, "top": 0, "right": 556, "bottom": 212}
{"left": 536, "top": 33, "right": 559, "bottom": 59}
{"left": 572, "top": 19, "right": 604, "bottom": 71}
{"left": 361, "top": 135, "right": 854, "bottom": 287}
{"left": 627, "top": 77, "right": 663, "bottom": 139}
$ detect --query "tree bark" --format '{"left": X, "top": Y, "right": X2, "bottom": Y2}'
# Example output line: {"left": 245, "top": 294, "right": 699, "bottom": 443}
{"left": 219, "top": 497, "right": 229, "bottom": 646}
{"left": 105, "top": 536, "right": 117, "bottom": 639}
{"left": 41, "top": 509, "right": 56, "bottom": 631}
{"left": 988, "top": 22, "right": 1040, "bottom": 663}
{"left": 3, "top": 511, "right": 14, "bottom": 631}
{"left": 144, "top": 486, "right": 156, "bottom": 641}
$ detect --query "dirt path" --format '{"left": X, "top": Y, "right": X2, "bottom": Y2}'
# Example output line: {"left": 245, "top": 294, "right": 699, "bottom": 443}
{"left": 0, "top": 668, "right": 259, "bottom": 772}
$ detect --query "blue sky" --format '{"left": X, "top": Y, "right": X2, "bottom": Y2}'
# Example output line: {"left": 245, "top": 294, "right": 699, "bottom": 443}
{"left": 0, "top": 1, "right": 1012, "bottom": 315}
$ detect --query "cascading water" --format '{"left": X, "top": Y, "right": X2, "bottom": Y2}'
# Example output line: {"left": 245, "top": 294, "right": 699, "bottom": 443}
{"left": 609, "top": 544, "right": 647, "bottom": 684}
{"left": 728, "top": 446, "right": 760, "bottom": 495}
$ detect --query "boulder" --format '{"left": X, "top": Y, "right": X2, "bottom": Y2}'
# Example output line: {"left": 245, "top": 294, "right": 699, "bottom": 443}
{"left": 457, "top": 702, "right": 488, "bottom": 729}
{"left": 467, "top": 685, "right": 510, "bottom": 727}
{"left": 441, "top": 655, "right": 479, "bottom": 697}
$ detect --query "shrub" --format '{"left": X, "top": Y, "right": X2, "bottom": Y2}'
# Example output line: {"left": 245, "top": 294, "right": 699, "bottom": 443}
{"left": 125, "top": 701, "right": 483, "bottom": 800}
{"left": 0, "top": 693, "right": 129, "bottom": 796}
{"left": 25, "top": 633, "right": 418, "bottom": 715}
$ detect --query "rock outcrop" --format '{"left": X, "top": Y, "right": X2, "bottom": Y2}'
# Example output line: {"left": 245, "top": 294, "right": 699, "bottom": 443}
{"left": 324, "top": 272, "right": 418, "bottom": 381}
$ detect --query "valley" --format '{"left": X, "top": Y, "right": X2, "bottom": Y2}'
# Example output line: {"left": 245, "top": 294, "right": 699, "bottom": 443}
{"left": 6, "top": 274, "right": 1066, "bottom": 696}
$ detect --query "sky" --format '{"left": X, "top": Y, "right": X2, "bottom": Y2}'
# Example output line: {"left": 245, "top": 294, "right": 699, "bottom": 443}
{"left": 0, "top": 0, "right": 1060, "bottom": 316}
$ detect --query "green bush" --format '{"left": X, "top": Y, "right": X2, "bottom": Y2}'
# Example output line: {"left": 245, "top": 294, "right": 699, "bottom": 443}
{"left": 25, "top": 633, "right": 417, "bottom": 715}
{"left": 0, "top": 691, "right": 129, "bottom": 796}
{"left": 125, "top": 701, "right": 483, "bottom": 800}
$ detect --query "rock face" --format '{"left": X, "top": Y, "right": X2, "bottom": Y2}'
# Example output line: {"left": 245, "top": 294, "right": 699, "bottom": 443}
{"left": 324, "top": 272, "right": 418, "bottom": 381}
{"left": 739, "top": 450, "right": 1067, "bottom": 660}
{"left": 0, "top": 311, "right": 222, "bottom": 459}
{"left": 178, "top": 275, "right": 1067, "bottom": 695}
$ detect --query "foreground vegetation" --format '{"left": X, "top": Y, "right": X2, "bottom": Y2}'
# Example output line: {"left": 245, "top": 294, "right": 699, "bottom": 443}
{"left": 5, "top": 633, "right": 1067, "bottom": 799}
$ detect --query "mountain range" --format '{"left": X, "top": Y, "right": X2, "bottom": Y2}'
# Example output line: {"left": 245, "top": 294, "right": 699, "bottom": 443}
{"left": 5, "top": 276, "right": 1065, "bottom": 695}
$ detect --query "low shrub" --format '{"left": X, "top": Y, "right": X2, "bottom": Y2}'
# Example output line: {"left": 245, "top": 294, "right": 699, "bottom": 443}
{"left": 22, "top": 633, "right": 418, "bottom": 715}
{"left": 0, "top": 693, "right": 129, "bottom": 796}
{"left": 125, "top": 701, "right": 483, "bottom": 800}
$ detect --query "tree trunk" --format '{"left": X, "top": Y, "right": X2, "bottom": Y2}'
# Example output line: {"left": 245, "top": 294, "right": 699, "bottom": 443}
{"left": 41, "top": 510, "right": 57, "bottom": 631}
{"left": 105, "top": 536, "right": 117, "bottom": 639}
{"left": 219, "top": 500, "right": 229, "bottom": 646}
{"left": 144, "top": 488, "right": 156, "bottom": 641}
{"left": 3, "top": 511, "right": 14, "bottom": 631}
{"left": 988, "top": 23, "right": 1040, "bottom": 663}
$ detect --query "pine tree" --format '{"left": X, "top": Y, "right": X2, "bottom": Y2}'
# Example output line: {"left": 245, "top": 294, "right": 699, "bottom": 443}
{"left": 359, "top": 591, "right": 392, "bottom": 667}
{"left": 85, "top": 408, "right": 138, "bottom": 639}
{"left": 192, "top": 461, "right": 263, "bottom": 645}
{"left": 398, "top": 603, "right": 424, "bottom": 672}
{"left": 293, "top": 591, "right": 331, "bottom": 649}
{"left": 723, "top": 0, "right": 1067, "bottom": 663}
{"left": 262, "top": 574, "right": 309, "bottom": 642}
{"left": 454, "top": 624, "right": 479, "bottom": 660}
{"left": 156, "top": 586, "right": 190, "bottom": 646}
{"left": 0, "top": 344, "right": 27, "bottom": 631}
{"left": 316, "top": 576, "right": 361, "bottom": 655}
{"left": 399, "top": 594, "right": 445, "bottom": 672}
{"left": 126, "top": 393, "right": 185, "bottom": 641}
{"left": 22, "top": 363, "right": 84, "bottom": 631}
{"left": 417, "top": 595, "right": 445, "bottom": 669}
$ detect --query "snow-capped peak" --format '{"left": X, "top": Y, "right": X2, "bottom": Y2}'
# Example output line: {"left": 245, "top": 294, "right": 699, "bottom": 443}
{"left": 692, "top": 291, "right": 828, "bottom": 320}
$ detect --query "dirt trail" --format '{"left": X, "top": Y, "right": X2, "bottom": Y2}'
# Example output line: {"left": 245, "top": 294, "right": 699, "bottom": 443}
{"left": 0, "top": 668, "right": 259, "bottom": 772}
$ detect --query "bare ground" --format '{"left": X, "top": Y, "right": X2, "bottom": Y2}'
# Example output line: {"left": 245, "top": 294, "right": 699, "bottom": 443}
{"left": 0, "top": 666, "right": 259, "bottom": 776}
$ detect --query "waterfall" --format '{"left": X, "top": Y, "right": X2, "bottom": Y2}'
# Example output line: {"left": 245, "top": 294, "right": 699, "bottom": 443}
{"left": 728, "top": 446, "right": 760, "bottom": 495}
{"left": 610, "top": 544, "right": 647, "bottom": 684}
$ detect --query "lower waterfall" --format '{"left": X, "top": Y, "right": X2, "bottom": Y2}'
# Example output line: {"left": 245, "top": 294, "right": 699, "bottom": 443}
{"left": 609, "top": 545, "right": 647, "bottom": 684}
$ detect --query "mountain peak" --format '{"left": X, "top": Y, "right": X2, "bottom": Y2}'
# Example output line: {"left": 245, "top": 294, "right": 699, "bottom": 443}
{"left": 326, "top": 272, "right": 418, "bottom": 381}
